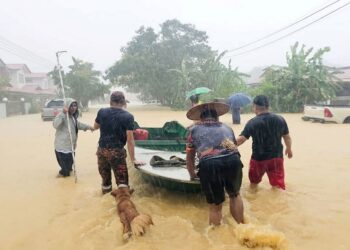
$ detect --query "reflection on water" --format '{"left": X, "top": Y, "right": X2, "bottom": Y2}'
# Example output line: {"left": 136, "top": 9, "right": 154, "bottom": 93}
{"left": 1, "top": 111, "right": 350, "bottom": 250}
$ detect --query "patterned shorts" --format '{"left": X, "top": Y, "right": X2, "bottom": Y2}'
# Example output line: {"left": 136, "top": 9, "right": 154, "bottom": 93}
{"left": 96, "top": 147, "right": 128, "bottom": 190}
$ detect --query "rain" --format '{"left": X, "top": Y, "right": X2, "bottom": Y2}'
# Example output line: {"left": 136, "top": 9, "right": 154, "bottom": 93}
{"left": 1, "top": 1, "right": 350, "bottom": 250}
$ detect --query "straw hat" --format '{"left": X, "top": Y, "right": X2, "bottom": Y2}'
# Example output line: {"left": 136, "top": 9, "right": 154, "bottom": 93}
{"left": 186, "top": 102, "right": 230, "bottom": 120}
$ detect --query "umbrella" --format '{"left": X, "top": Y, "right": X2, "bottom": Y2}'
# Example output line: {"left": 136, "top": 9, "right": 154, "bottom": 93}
{"left": 228, "top": 93, "right": 252, "bottom": 108}
{"left": 186, "top": 87, "right": 212, "bottom": 100}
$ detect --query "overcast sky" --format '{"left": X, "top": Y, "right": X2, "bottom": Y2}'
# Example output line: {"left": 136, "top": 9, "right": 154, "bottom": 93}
{"left": 0, "top": 0, "right": 349, "bottom": 74}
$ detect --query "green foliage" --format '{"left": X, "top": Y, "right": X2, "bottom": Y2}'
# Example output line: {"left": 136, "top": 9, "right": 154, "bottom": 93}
{"left": 209, "top": 59, "right": 248, "bottom": 101}
{"left": 106, "top": 19, "right": 246, "bottom": 109}
{"left": 48, "top": 66, "right": 66, "bottom": 97}
{"left": 49, "top": 58, "right": 110, "bottom": 108}
{"left": 255, "top": 42, "right": 341, "bottom": 112}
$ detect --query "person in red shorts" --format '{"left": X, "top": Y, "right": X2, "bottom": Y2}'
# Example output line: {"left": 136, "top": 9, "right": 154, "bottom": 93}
{"left": 236, "top": 95, "right": 293, "bottom": 190}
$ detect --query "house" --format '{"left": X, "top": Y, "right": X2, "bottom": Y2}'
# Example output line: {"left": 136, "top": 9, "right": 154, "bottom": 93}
{"left": 330, "top": 66, "right": 350, "bottom": 105}
{"left": 0, "top": 60, "right": 56, "bottom": 116}
{"left": 25, "top": 72, "right": 54, "bottom": 89}
{"left": 2, "top": 61, "right": 56, "bottom": 104}
{"left": 6, "top": 63, "right": 54, "bottom": 90}
{"left": 245, "top": 67, "right": 265, "bottom": 87}
{"left": 6, "top": 64, "right": 31, "bottom": 88}
{"left": 336, "top": 66, "right": 350, "bottom": 96}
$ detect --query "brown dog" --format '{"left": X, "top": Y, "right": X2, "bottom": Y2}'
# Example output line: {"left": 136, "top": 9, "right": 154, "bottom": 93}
{"left": 111, "top": 187, "right": 153, "bottom": 240}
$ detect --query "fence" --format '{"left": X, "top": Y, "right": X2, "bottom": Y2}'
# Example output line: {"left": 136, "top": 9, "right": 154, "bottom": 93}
{"left": 0, "top": 101, "right": 32, "bottom": 117}
{"left": 0, "top": 103, "right": 6, "bottom": 119}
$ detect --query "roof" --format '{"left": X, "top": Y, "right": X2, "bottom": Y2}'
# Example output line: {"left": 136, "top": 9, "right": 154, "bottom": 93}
{"left": 21, "top": 84, "right": 43, "bottom": 91}
{"left": 6, "top": 64, "right": 31, "bottom": 74}
{"left": 0, "top": 58, "right": 6, "bottom": 67}
{"left": 244, "top": 67, "right": 265, "bottom": 86}
{"left": 5, "top": 84, "right": 56, "bottom": 95}
{"left": 336, "top": 67, "right": 350, "bottom": 81}
{"left": 26, "top": 72, "right": 48, "bottom": 78}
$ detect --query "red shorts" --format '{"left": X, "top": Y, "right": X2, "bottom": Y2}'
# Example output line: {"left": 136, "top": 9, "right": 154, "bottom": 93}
{"left": 249, "top": 158, "right": 285, "bottom": 189}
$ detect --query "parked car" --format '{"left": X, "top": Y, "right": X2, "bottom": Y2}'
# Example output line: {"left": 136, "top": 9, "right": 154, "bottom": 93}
{"left": 41, "top": 99, "right": 64, "bottom": 121}
{"left": 302, "top": 104, "right": 350, "bottom": 124}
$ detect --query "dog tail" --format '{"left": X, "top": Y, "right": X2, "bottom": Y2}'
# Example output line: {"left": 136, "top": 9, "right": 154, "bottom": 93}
{"left": 131, "top": 214, "right": 153, "bottom": 236}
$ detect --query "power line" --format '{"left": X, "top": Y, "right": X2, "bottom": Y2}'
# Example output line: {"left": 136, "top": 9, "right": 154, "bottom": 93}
{"left": 0, "top": 45, "right": 53, "bottom": 69}
{"left": 0, "top": 35, "right": 55, "bottom": 68}
{"left": 0, "top": 35, "right": 55, "bottom": 65}
{"left": 227, "top": 0, "right": 341, "bottom": 53}
{"left": 0, "top": 41, "right": 53, "bottom": 65}
{"left": 226, "top": 1, "right": 350, "bottom": 58}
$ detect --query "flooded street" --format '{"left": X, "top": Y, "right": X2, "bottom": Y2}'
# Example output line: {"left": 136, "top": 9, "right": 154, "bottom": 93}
{"left": 1, "top": 105, "right": 350, "bottom": 250}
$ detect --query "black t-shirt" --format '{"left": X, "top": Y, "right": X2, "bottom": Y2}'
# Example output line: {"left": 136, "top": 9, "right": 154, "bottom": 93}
{"left": 240, "top": 112, "right": 289, "bottom": 160}
{"left": 95, "top": 107, "right": 134, "bottom": 149}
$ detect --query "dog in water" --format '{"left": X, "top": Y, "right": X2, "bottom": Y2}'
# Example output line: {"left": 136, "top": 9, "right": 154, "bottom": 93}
{"left": 111, "top": 186, "right": 153, "bottom": 240}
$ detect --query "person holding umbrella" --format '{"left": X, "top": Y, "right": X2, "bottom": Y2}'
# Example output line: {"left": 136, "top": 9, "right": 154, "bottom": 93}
{"left": 231, "top": 106, "right": 241, "bottom": 124}
{"left": 186, "top": 87, "right": 211, "bottom": 107}
{"left": 189, "top": 94, "right": 200, "bottom": 107}
{"left": 227, "top": 93, "right": 252, "bottom": 124}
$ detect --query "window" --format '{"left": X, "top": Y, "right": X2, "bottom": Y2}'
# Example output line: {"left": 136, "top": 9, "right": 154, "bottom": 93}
{"left": 46, "top": 100, "right": 64, "bottom": 108}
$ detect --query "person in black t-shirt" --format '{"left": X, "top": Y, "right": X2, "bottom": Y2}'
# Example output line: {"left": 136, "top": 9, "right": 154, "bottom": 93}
{"left": 236, "top": 95, "right": 293, "bottom": 190}
{"left": 94, "top": 91, "right": 144, "bottom": 194}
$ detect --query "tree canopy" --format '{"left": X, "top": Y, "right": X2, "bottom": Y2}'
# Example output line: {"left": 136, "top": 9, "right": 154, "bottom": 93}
{"left": 49, "top": 57, "right": 110, "bottom": 109}
{"left": 106, "top": 19, "right": 246, "bottom": 108}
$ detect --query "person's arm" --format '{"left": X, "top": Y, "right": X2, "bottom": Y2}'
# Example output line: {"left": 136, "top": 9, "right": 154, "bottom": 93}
{"left": 186, "top": 147, "right": 197, "bottom": 180}
{"left": 52, "top": 111, "right": 66, "bottom": 129}
{"left": 236, "top": 135, "right": 248, "bottom": 146}
{"left": 282, "top": 134, "right": 293, "bottom": 158}
{"left": 126, "top": 130, "right": 144, "bottom": 167}
{"left": 77, "top": 120, "right": 94, "bottom": 131}
{"left": 236, "top": 123, "right": 250, "bottom": 146}
{"left": 93, "top": 122, "right": 100, "bottom": 130}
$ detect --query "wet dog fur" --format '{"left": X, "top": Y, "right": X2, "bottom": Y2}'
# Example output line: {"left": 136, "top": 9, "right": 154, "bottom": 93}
{"left": 111, "top": 187, "right": 153, "bottom": 240}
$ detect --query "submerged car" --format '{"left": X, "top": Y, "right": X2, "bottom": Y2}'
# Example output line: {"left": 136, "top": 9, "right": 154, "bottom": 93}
{"left": 41, "top": 99, "right": 64, "bottom": 121}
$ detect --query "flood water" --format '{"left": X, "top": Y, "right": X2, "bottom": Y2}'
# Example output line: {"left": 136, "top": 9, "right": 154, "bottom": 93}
{"left": 0, "top": 105, "right": 349, "bottom": 250}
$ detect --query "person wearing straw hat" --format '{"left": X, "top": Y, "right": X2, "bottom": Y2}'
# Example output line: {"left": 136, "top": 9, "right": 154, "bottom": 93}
{"left": 186, "top": 102, "right": 244, "bottom": 225}
{"left": 94, "top": 91, "right": 144, "bottom": 194}
{"left": 53, "top": 98, "right": 94, "bottom": 178}
{"left": 236, "top": 95, "right": 293, "bottom": 190}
